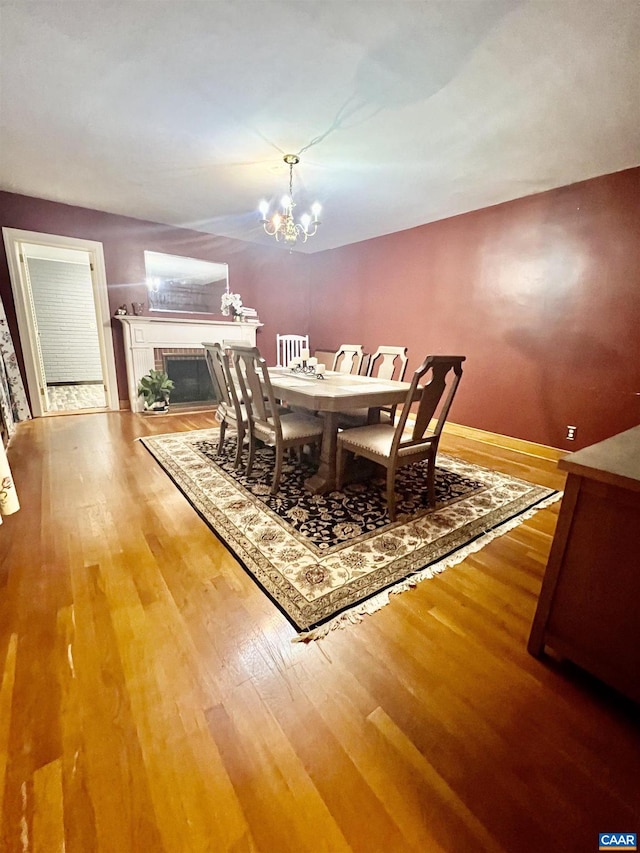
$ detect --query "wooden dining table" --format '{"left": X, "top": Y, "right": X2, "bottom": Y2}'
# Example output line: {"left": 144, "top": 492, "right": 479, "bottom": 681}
{"left": 268, "top": 368, "right": 416, "bottom": 494}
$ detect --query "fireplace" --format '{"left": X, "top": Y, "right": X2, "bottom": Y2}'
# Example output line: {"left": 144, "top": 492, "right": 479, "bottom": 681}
{"left": 117, "top": 317, "right": 260, "bottom": 412}
{"left": 155, "top": 348, "right": 216, "bottom": 406}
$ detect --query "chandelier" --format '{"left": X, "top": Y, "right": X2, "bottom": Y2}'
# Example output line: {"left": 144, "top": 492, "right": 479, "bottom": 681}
{"left": 259, "top": 154, "right": 321, "bottom": 246}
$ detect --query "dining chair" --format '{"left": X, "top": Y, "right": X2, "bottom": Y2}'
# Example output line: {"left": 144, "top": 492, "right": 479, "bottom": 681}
{"left": 232, "top": 346, "right": 324, "bottom": 494}
{"left": 338, "top": 345, "right": 409, "bottom": 428}
{"left": 332, "top": 344, "right": 365, "bottom": 375}
{"left": 336, "top": 355, "right": 466, "bottom": 521}
{"left": 276, "top": 333, "right": 310, "bottom": 367}
{"left": 203, "top": 342, "right": 247, "bottom": 469}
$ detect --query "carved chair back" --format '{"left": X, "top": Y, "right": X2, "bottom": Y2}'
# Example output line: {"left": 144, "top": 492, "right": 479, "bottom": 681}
{"left": 332, "top": 344, "right": 364, "bottom": 375}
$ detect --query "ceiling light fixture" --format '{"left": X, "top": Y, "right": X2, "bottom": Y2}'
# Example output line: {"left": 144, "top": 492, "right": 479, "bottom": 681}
{"left": 259, "top": 154, "right": 321, "bottom": 247}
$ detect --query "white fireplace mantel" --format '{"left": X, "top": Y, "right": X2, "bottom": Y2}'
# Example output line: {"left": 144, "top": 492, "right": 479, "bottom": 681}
{"left": 117, "top": 315, "right": 261, "bottom": 411}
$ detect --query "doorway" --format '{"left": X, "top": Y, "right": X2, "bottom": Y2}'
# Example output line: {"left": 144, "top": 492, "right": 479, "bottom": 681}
{"left": 2, "top": 228, "right": 119, "bottom": 416}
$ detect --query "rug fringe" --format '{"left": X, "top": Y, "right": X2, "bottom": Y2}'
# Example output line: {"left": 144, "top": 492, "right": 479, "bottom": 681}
{"left": 293, "top": 490, "right": 562, "bottom": 642}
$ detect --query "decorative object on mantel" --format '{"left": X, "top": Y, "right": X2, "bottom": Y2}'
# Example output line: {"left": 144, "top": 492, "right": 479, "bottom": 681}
{"left": 259, "top": 154, "right": 321, "bottom": 248}
{"left": 114, "top": 304, "right": 128, "bottom": 316}
{"left": 221, "top": 291, "right": 243, "bottom": 321}
{"left": 140, "top": 429, "right": 561, "bottom": 640}
{"left": 131, "top": 302, "right": 145, "bottom": 316}
{"left": 137, "top": 369, "right": 174, "bottom": 413}
{"left": 239, "top": 306, "right": 260, "bottom": 324}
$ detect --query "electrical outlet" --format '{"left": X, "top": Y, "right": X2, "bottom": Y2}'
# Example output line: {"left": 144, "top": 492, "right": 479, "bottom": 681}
{"left": 566, "top": 425, "right": 577, "bottom": 440}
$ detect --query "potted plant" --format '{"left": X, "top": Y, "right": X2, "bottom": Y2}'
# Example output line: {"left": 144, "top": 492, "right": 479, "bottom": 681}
{"left": 137, "top": 369, "right": 175, "bottom": 413}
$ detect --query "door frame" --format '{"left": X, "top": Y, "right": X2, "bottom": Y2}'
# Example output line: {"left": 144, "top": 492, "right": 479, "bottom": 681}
{"left": 2, "top": 227, "right": 119, "bottom": 416}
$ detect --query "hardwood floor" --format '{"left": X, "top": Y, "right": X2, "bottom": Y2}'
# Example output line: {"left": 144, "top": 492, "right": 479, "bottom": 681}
{"left": 1, "top": 412, "right": 638, "bottom": 852}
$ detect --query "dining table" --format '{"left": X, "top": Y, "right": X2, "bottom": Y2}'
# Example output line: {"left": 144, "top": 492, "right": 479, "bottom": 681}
{"left": 268, "top": 368, "right": 417, "bottom": 494}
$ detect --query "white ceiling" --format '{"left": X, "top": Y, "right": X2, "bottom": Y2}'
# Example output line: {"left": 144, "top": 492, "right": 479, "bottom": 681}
{"left": 1, "top": 1, "right": 639, "bottom": 253}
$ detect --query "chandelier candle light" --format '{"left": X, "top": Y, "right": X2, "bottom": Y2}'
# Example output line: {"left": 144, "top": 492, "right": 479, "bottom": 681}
{"left": 259, "top": 155, "right": 321, "bottom": 247}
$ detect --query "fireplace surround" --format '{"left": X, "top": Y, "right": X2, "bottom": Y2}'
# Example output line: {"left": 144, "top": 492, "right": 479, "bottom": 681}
{"left": 118, "top": 316, "right": 260, "bottom": 411}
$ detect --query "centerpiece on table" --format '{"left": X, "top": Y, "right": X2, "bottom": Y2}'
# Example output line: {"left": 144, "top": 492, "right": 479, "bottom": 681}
{"left": 221, "top": 292, "right": 243, "bottom": 321}
{"left": 289, "top": 348, "right": 326, "bottom": 378}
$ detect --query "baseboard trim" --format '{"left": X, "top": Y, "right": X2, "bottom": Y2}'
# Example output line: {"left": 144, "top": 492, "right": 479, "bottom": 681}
{"left": 443, "top": 422, "right": 564, "bottom": 462}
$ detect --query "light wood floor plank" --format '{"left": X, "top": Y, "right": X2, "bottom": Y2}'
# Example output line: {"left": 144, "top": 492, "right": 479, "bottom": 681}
{"left": 0, "top": 633, "right": 18, "bottom": 820}
{"left": 32, "top": 758, "right": 65, "bottom": 853}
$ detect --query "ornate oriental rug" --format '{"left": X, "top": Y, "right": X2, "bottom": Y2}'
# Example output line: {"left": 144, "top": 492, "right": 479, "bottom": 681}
{"left": 141, "top": 429, "right": 560, "bottom": 639}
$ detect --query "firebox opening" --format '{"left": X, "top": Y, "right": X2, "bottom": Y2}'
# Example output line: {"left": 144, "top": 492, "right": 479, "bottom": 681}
{"left": 163, "top": 355, "right": 216, "bottom": 406}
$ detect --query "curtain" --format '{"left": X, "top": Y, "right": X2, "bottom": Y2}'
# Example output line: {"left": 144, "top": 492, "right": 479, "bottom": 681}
{"left": 0, "top": 295, "right": 31, "bottom": 446}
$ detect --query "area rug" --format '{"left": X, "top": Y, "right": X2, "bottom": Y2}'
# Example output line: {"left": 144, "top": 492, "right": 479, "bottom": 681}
{"left": 141, "top": 429, "right": 560, "bottom": 639}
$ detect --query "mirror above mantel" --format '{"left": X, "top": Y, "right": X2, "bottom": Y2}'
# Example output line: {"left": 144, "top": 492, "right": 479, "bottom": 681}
{"left": 144, "top": 251, "right": 229, "bottom": 314}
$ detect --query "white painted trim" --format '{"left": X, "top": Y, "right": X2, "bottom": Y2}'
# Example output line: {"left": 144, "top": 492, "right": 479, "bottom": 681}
{"left": 87, "top": 241, "right": 119, "bottom": 412}
{"left": 20, "top": 243, "right": 91, "bottom": 264}
{"left": 2, "top": 227, "right": 119, "bottom": 415}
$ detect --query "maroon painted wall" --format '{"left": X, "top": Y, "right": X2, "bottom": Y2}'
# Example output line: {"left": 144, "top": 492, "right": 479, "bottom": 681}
{"left": 308, "top": 167, "right": 640, "bottom": 450}
{"left": 0, "top": 192, "right": 311, "bottom": 400}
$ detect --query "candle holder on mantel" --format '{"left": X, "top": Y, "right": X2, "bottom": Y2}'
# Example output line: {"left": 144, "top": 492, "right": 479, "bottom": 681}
{"left": 288, "top": 350, "right": 326, "bottom": 379}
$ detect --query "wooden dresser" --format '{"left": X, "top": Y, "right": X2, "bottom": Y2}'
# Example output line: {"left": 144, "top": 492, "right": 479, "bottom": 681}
{"left": 528, "top": 425, "right": 640, "bottom": 703}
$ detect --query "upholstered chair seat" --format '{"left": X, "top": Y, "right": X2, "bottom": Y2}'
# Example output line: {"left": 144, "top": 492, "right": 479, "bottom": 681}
{"left": 273, "top": 413, "right": 325, "bottom": 443}
{"left": 335, "top": 423, "right": 428, "bottom": 458}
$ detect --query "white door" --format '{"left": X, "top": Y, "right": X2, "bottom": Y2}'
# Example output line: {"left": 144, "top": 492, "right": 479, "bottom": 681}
{"left": 2, "top": 228, "right": 119, "bottom": 416}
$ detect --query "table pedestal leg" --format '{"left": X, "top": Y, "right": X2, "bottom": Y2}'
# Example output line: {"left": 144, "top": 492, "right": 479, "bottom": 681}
{"left": 305, "top": 412, "right": 338, "bottom": 494}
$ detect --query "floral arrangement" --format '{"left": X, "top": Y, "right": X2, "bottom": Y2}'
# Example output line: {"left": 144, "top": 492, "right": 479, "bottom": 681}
{"left": 221, "top": 292, "right": 243, "bottom": 317}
